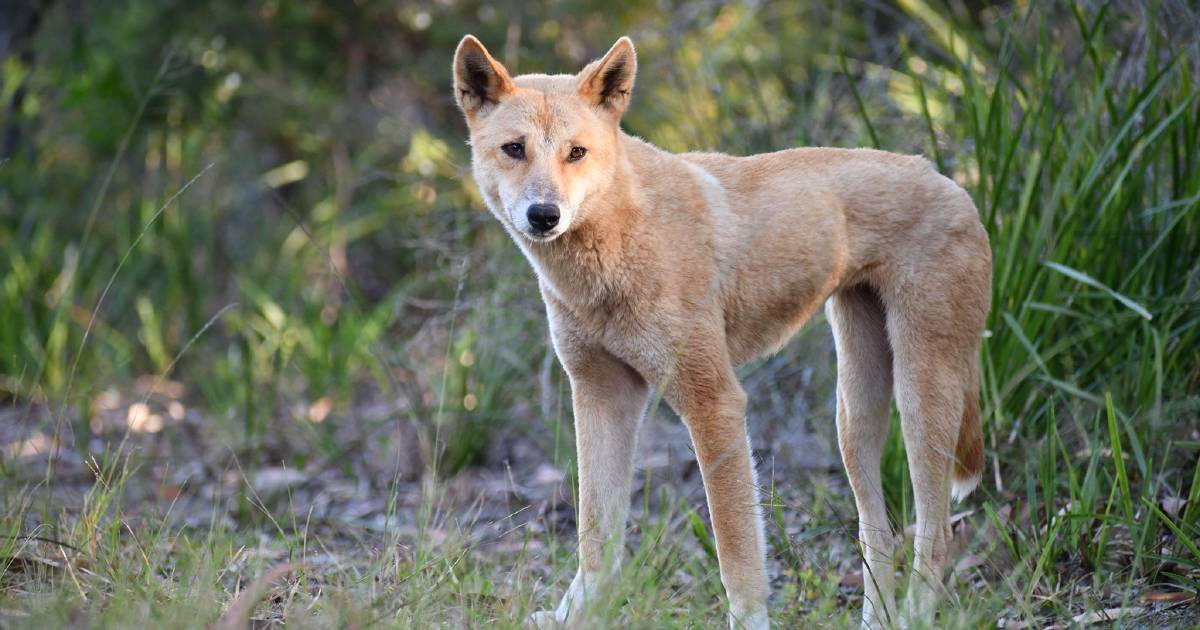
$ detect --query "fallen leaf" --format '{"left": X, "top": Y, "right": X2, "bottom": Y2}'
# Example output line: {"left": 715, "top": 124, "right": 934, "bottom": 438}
{"left": 1072, "top": 606, "right": 1143, "bottom": 625}
{"left": 995, "top": 503, "right": 1013, "bottom": 524}
{"left": 533, "top": 463, "right": 565, "bottom": 485}
{"left": 839, "top": 568, "right": 863, "bottom": 588}
{"left": 1, "top": 433, "right": 54, "bottom": 458}
{"left": 307, "top": 397, "right": 332, "bottom": 423}
{"left": 995, "top": 618, "right": 1038, "bottom": 629}
{"left": 953, "top": 553, "right": 985, "bottom": 574}
{"left": 0, "top": 555, "right": 65, "bottom": 574}
{"left": 950, "top": 509, "right": 976, "bottom": 524}
{"left": 126, "top": 403, "right": 163, "bottom": 433}
{"left": 251, "top": 467, "right": 307, "bottom": 495}
{"left": 1139, "top": 590, "right": 1193, "bottom": 604}
{"left": 1160, "top": 496, "right": 1186, "bottom": 517}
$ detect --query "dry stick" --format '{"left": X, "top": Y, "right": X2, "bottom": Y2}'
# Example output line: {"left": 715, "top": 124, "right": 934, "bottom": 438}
{"left": 59, "top": 545, "right": 88, "bottom": 601}
{"left": 0, "top": 534, "right": 84, "bottom": 553}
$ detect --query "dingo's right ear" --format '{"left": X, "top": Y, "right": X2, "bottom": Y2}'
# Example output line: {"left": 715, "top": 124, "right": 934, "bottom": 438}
{"left": 453, "top": 35, "right": 515, "bottom": 119}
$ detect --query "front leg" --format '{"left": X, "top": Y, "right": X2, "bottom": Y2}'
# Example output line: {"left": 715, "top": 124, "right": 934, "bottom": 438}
{"left": 666, "top": 350, "right": 769, "bottom": 629}
{"left": 533, "top": 344, "right": 649, "bottom": 628}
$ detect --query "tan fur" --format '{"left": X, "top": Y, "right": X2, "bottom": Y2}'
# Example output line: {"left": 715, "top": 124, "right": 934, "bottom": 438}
{"left": 452, "top": 35, "right": 991, "bottom": 629}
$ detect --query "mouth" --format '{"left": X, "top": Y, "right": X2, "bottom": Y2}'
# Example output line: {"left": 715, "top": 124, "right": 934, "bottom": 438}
{"left": 524, "top": 228, "right": 561, "bottom": 242}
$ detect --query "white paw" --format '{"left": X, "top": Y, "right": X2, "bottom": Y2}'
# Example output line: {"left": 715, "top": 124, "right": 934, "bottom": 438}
{"left": 529, "top": 609, "right": 565, "bottom": 629}
{"left": 729, "top": 606, "right": 769, "bottom": 629}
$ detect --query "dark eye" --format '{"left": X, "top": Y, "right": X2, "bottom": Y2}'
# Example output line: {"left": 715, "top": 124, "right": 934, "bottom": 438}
{"left": 568, "top": 146, "right": 587, "bottom": 162}
{"left": 501, "top": 142, "right": 525, "bottom": 159}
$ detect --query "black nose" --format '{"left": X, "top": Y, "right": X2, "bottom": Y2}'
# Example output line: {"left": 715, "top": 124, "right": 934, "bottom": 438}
{"left": 526, "top": 203, "right": 560, "bottom": 232}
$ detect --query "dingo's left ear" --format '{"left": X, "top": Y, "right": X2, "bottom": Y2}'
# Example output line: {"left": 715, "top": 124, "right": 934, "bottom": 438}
{"left": 577, "top": 37, "right": 637, "bottom": 119}
{"left": 453, "top": 35, "right": 515, "bottom": 119}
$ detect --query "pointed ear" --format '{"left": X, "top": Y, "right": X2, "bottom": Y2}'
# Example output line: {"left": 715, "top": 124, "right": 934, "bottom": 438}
{"left": 453, "top": 35, "right": 515, "bottom": 119}
{"left": 577, "top": 37, "right": 637, "bottom": 118}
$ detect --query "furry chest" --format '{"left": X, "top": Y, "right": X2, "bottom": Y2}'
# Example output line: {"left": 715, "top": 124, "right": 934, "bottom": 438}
{"left": 565, "top": 302, "right": 676, "bottom": 386}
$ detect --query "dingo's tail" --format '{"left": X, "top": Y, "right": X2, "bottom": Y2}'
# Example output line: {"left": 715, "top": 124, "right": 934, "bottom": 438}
{"left": 951, "top": 367, "right": 984, "bottom": 502}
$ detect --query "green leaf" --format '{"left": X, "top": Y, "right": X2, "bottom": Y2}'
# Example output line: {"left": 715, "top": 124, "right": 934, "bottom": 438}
{"left": 1043, "top": 261, "right": 1153, "bottom": 320}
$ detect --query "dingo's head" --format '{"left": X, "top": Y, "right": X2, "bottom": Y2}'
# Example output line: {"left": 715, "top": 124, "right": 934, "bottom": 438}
{"left": 453, "top": 35, "right": 636, "bottom": 242}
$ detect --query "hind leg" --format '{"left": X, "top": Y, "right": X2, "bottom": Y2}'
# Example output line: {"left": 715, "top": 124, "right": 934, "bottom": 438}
{"left": 882, "top": 179, "right": 991, "bottom": 626}
{"left": 889, "top": 328, "right": 969, "bottom": 626}
{"left": 828, "top": 286, "right": 897, "bottom": 629}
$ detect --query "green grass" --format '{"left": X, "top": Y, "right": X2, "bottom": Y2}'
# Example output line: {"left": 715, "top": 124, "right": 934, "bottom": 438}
{"left": 2, "top": 0, "right": 1199, "bottom": 627}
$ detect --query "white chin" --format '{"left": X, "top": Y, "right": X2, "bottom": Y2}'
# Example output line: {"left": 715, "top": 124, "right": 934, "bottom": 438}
{"left": 524, "top": 229, "right": 563, "bottom": 242}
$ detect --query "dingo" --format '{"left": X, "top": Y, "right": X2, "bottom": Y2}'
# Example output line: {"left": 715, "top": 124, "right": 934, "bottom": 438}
{"left": 452, "top": 35, "right": 990, "bottom": 629}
